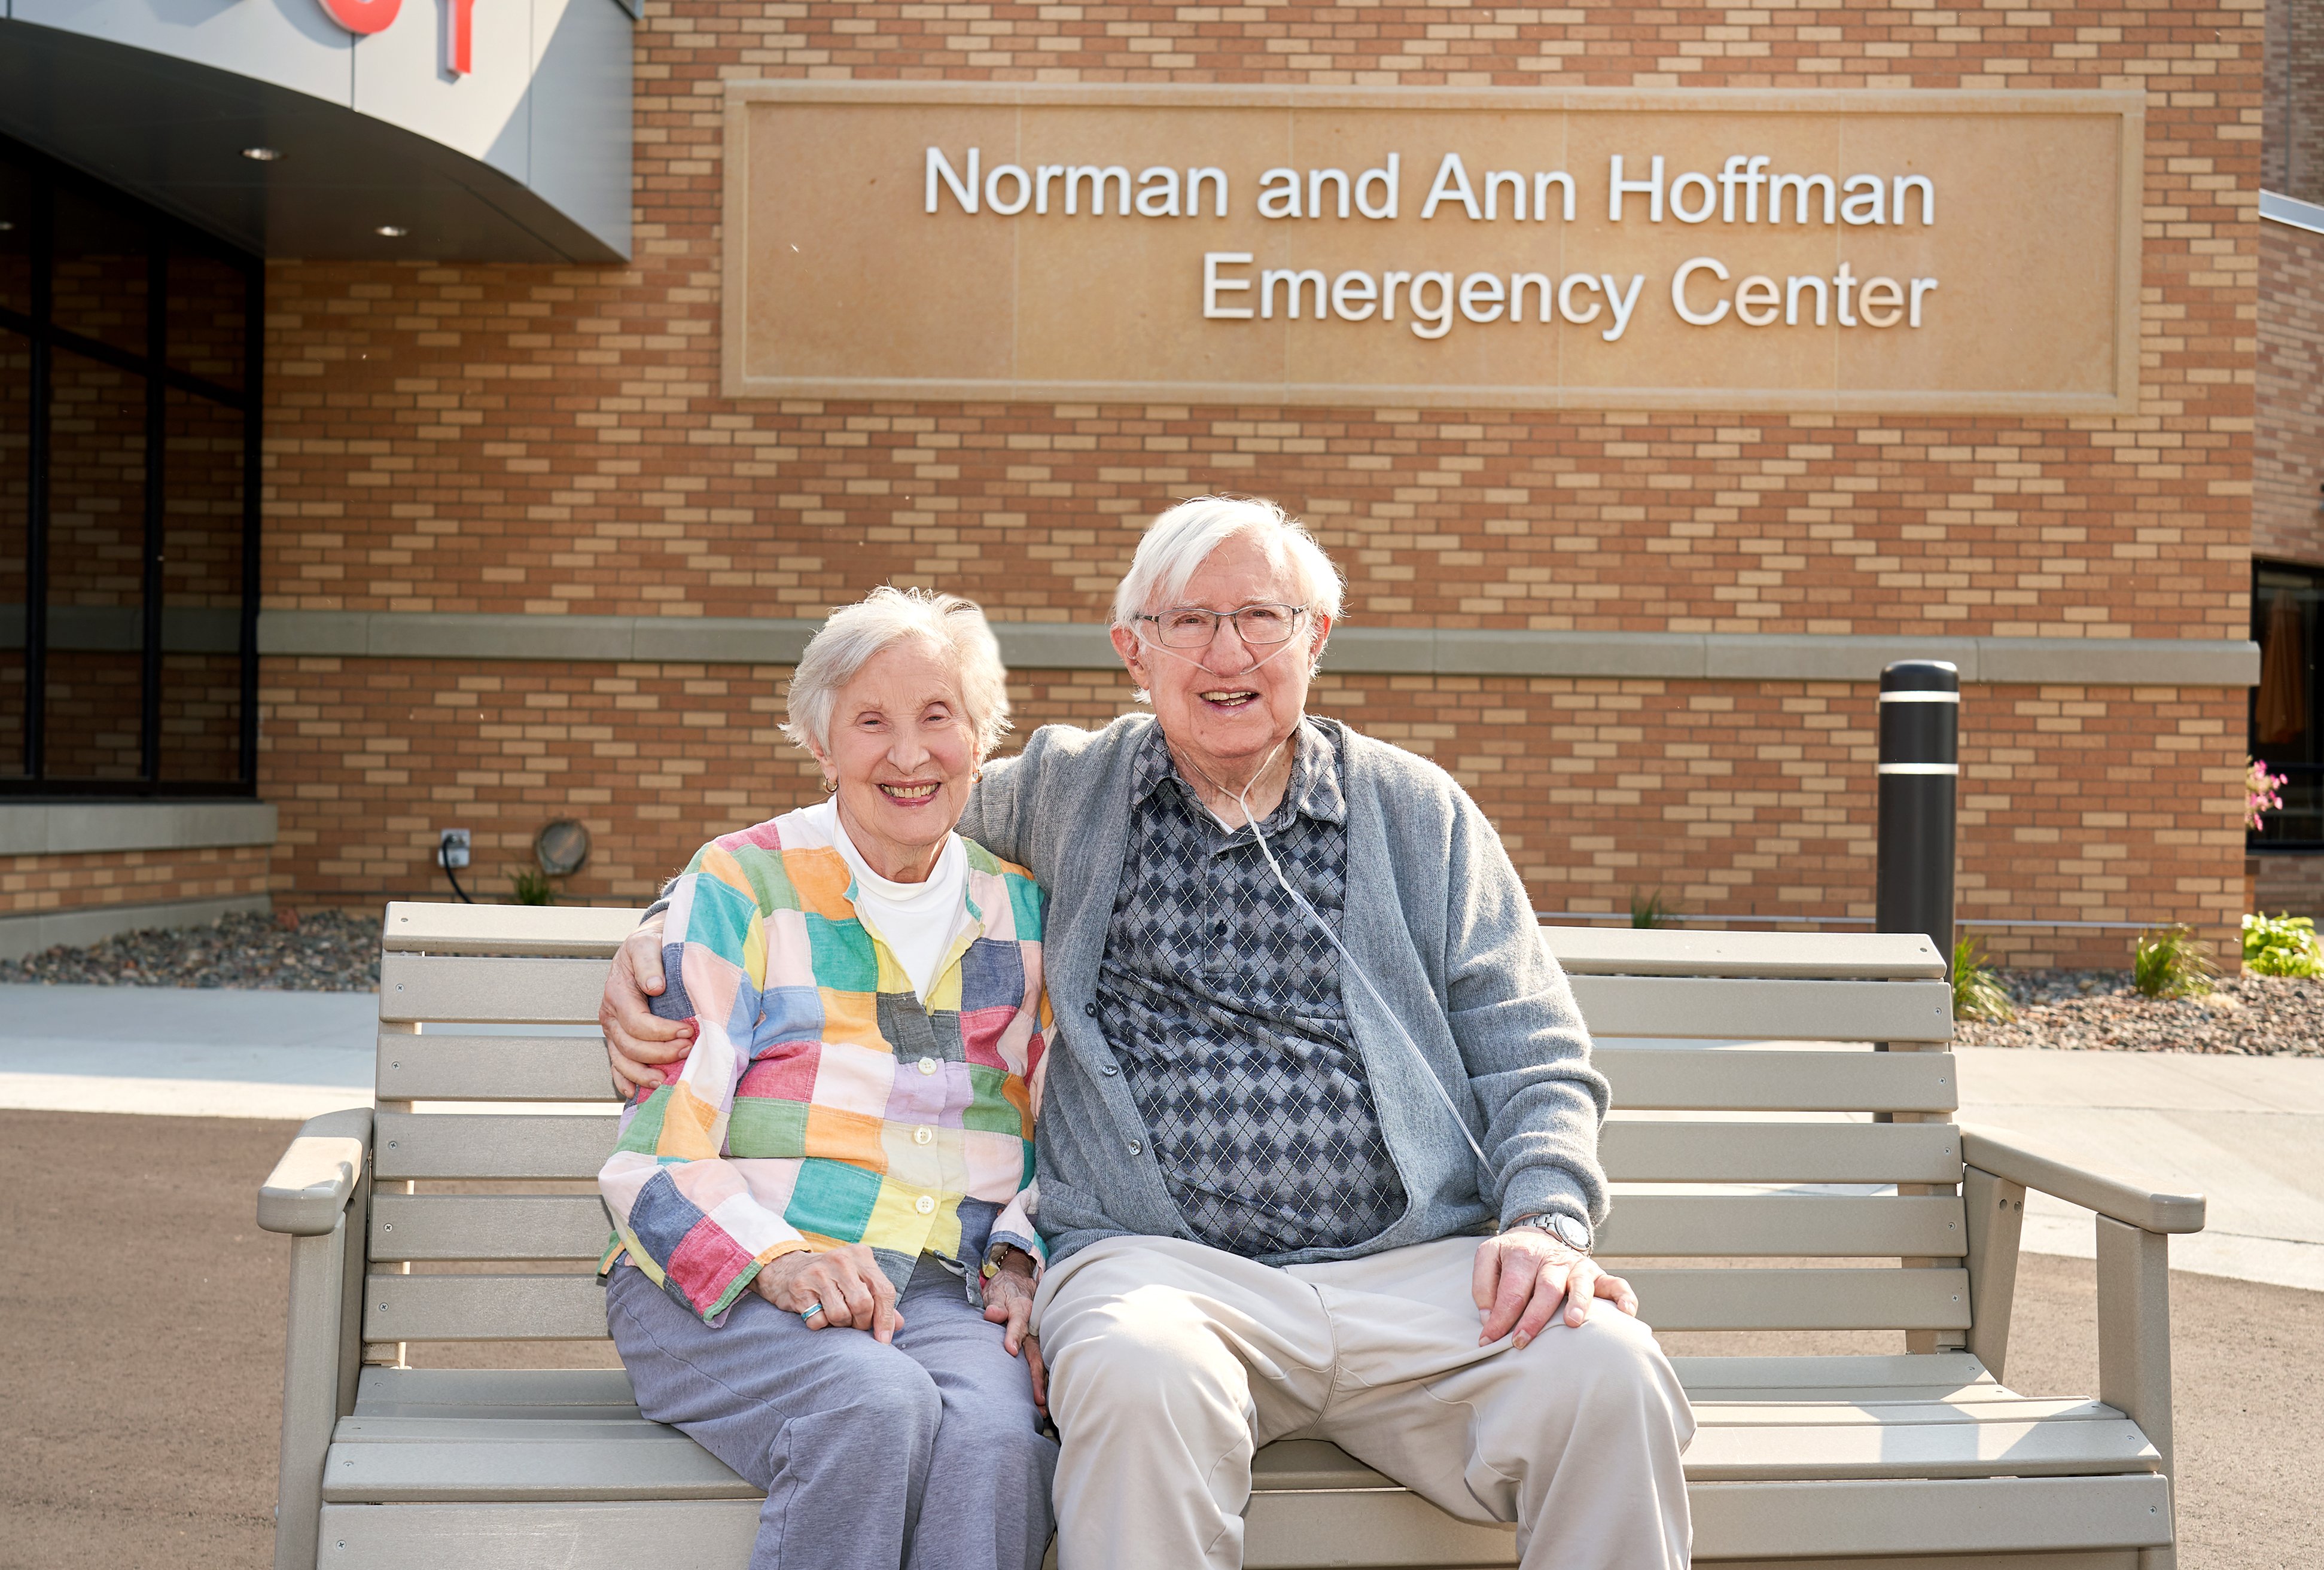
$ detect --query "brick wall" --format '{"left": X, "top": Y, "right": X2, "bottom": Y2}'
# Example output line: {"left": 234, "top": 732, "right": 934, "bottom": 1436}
{"left": 255, "top": 2, "right": 2261, "bottom": 960}
{"left": 0, "top": 843, "right": 273, "bottom": 920}
{"left": 257, "top": 657, "right": 2244, "bottom": 970}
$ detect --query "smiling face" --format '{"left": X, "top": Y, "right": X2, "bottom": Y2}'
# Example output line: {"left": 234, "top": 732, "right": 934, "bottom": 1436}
{"left": 808, "top": 638, "right": 982, "bottom": 883}
{"left": 1110, "top": 531, "right": 1330, "bottom": 782}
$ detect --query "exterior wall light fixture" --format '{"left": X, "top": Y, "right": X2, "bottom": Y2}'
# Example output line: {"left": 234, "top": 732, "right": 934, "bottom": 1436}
{"left": 375, "top": 224, "right": 407, "bottom": 237}
{"left": 242, "top": 147, "right": 282, "bottom": 161}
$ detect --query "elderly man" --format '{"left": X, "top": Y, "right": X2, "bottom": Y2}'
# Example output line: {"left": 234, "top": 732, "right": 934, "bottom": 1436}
{"left": 602, "top": 496, "right": 1694, "bottom": 1569}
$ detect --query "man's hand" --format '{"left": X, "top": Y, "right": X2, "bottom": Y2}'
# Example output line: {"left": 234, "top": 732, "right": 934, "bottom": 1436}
{"left": 754, "top": 1245, "right": 904, "bottom": 1342}
{"left": 981, "top": 1248, "right": 1047, "bottom": 1414}
{"left": 1472, "top": 1228, "right": 1639, "bottom": 1350}
{"left": 602, "top": 917, "right": 691, "bottom": 1097}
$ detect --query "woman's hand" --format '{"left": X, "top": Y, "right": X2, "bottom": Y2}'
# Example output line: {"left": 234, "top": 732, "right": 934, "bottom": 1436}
{"left": 981, "top": 1248, "right": 1047, "bottom": 1414}
{"left": 1472, "top": 1230, "right": 1639, "bottom": 1351}
{"left": 602, "top": 918, "right": 693, "bottom": 1098}
{"left": 755, "top": 1246, "right": 904, "bottom": 1343}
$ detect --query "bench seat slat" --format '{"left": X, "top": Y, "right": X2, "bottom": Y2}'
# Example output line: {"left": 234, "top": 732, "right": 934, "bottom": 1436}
{"left": 322, "top": 1412, "right": 2152, "bottom": 1504}
{"left": 374, "top": 1112, "right": 614, "bottom": 1181}
{"left": 1596, "top": 1048, "right": 1957, "bottom": 1112}
{"left": 1567, "top": 975, "right": 1953, "bottom": 1042}
{"left": 1601, "top": 1121, "right": 1961, "bottom": 1184}
{"left": 315, "top": 1476, "right": 2173, "bottom": 1570}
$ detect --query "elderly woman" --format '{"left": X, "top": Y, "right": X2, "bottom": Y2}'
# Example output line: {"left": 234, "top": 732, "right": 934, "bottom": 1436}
{"left": 597, "top": 586, "right": 1056, "bottom": 1570}
{"left": 607, "top": 499, "right": 1692, "bottom": 1570}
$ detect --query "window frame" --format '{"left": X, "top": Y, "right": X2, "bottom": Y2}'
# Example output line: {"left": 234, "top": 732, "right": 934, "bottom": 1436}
{"left": 0, "top": 133, "right": 261, "bottom": 797}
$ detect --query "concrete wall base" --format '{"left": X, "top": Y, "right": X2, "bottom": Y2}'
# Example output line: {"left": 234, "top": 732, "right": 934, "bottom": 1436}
{"left": 0, "top": 893, "right": 272, "bottom": 963}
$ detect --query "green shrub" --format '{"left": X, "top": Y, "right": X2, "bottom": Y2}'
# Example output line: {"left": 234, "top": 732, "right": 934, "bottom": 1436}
{"left": 510, "top": 867, "right": 557, "bottom": 906}
{"left": 2242, "top": 911, "right": 2324, "bottom": 978}
{"left": 1951, "top": 937, "right": 2014, "bottom": 1022}
{"left": 1629, "top": 889, "right": 1678, "bottom": 929}
{"left": 2132, "top": 925, "right": 2216, "bottom": 999}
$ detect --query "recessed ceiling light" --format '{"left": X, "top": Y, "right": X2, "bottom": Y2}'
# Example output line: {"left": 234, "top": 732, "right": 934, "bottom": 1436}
{"left": 374, "top": 224, "right": 407, "bottom": 237}
{"left": 242, "top": 146, "right": 282, "bottom": 162}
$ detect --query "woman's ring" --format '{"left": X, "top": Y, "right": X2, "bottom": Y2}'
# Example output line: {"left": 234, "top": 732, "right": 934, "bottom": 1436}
{"left": 800, "top": 1303, "right": 826, "bottom": 1321}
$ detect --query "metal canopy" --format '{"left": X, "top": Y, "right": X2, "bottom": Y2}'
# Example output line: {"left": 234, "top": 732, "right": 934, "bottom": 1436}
{"left": 0, "top": 20, "right": 627, "bottom": 262}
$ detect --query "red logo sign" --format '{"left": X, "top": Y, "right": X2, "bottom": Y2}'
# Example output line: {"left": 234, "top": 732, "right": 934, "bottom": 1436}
{"left": 316, "top": 0, "right": 400, "bottom": 34}
{"left": 313, "top": 0, "right": 472, "bottom": 77}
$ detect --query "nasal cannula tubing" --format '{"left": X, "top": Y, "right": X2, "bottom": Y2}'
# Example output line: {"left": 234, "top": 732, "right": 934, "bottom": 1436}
{"left": 1141, "top": 626, "right": 1493, "bottom": 1178}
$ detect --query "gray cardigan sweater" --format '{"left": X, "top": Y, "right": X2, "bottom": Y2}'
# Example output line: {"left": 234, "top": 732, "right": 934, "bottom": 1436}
{"left": 959, "top": 713, "right": 1609, "bottom": 1267}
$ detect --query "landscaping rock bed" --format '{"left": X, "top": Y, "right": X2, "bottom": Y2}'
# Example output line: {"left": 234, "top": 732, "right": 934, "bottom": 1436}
{"left": 1956, "top": 970, "right": 2324, "bottom": 1056}
{"left": 0, "top": 910, "right": 381, "bottom": 991}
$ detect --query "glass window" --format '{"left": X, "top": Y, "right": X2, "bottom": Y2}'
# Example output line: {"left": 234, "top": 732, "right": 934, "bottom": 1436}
{"left": 159, "top": 387, "right": 245, "bottom": 782}
{"left": 167, "top": 240, "right": 246, "bottom": 393}
{"left": 51, "top": 184, "right": 149, "bottom": 357}
{"left": 2252, "top": 561, "right": 2324, "bottom": 846}
{"left": 44, "top": 349, "right": 147, "bottom": 781}
{"left": 0, "top": 133, "right": 258, "bottom": 795}
{"left": 0, "top": 330, "right": 25, "bottom": 780}
{"left": 0, "top": 160, "right": 29, "bottom": 319}
{"left": 2269, "top": 0, "right": 2324, "bottom": 207}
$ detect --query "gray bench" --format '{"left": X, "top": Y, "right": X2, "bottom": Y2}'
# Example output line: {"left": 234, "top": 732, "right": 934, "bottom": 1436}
{"left": 261, "top": 902, "right": 2203, "bottom": 1569}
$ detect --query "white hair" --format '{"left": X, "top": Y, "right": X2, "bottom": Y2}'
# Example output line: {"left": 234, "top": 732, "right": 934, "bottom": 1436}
{"left": 1109, "top": 495, "right": 1345, "bottom": 630}
{"left": 782, "top": 587, "right": 1012, "bottom": 760}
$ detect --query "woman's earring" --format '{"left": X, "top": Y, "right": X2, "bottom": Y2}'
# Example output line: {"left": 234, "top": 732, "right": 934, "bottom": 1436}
{"left": 973, "top": 767, "right": 984, "bottom": 784}
{"left": 823, "top": 777, "right": 837, "bottom": 794}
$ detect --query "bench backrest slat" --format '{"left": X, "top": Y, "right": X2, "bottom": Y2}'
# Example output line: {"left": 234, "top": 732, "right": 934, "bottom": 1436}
{"left": 385, "top": 902, "right": 638, "bottom": 956}
{"left": 1600, "top": 1121, "right": 1960, "bottom": 1185}
{"left": 374, "top": 1112, "right": 613, "bottom": 1182}
{"left": 366, "top": 1190, "right": 1968, "bottom": 1266}
{"left": 1594, "top": 1047, "right": 1956, "bottom": 1112}
{"left": 1570, "top": 975, "right": 1952, "bottom": 1042}
{"left": 373, "top": 1111, "right": 1962, "bottom": 1188}
{"left": 1543, "top": 926, "right": 1946, "bottom": 979}
{"left": 358, "top": 1263, "right": 1971, "bottom": 1342}
{"left": 370, "top": 1035, "right": 1957, "bottom": 1113}
{"left": 380, "top": 954, "right": 608, "bottom": 1025}
{"left": 373, "top": 1194, "right": 613, "bottom": 1262}
{"left": 377, "top": 1034, "right": 624, "bottom": 1103}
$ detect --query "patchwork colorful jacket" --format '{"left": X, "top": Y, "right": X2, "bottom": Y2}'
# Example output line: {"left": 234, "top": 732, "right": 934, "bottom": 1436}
{"left": 598, "top": 807, "right": 1050, "bottom": 1323}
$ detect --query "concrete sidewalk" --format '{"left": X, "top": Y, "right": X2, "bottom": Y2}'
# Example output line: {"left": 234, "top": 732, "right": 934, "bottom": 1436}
{"left": 1957, "top": 1045, "right": 2324, "bottom": 1294}
{"left": 0, "top": 983, "right": 601, "bottom": 1120}
{"left": 2, "top": 984, "right": 2317, "bottom": 1291}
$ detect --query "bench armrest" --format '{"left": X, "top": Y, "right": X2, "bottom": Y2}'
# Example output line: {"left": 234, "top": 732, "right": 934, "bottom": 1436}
{"left": 1959, "top": 1125, "right": 2205, "bottom": 1235}
{"left": 258, "top": 1107, "right": 373, "bottom": 1236}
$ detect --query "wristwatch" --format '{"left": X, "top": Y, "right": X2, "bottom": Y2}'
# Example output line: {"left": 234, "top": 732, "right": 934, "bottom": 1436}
{"left": 1509, "top": 1211, "right": 1592, "bottom": 1253}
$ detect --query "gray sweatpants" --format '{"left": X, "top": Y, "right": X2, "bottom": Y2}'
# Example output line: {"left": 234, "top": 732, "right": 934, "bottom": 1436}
{"left": 606, "top": 1255, "right": 1057, "bottom": 1570}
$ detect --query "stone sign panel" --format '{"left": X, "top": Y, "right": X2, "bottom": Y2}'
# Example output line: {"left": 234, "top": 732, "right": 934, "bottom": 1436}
{"left": 722, "top": 84, "right": 2143, "bottom": 413}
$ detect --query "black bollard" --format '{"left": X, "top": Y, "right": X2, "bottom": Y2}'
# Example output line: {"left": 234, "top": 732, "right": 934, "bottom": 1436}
{"left": 1876, "top": 660, "right": 1960, "bottom": 978}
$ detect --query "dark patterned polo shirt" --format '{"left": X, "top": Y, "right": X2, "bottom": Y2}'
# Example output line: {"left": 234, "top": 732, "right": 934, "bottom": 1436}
{"left": 1092, "top": 718, "right": 1409, "bottom": 1257}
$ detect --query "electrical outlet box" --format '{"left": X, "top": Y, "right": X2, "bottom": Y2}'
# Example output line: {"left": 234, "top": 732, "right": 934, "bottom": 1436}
{"left": 437, "top": 828, "right": 472, "bottom": 869}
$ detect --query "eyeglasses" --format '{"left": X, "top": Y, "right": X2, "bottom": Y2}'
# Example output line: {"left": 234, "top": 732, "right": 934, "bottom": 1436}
{"left": 1138, "top": 603, "right": 1309, "bottom": 650}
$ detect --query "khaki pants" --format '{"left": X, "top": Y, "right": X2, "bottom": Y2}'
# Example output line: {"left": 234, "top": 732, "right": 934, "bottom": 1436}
{"left": 1033, "top": 1233, "right": 1693, "bottom": 1570}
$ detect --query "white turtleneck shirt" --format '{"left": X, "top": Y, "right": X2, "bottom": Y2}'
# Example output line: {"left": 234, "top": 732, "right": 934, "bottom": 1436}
{"left": 803, "top": 798, "right": 968, "bottom": 1004}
